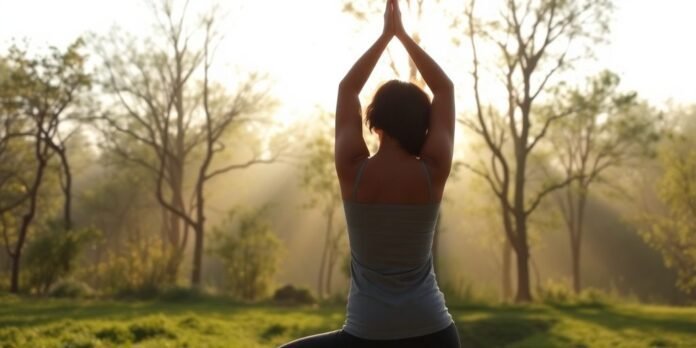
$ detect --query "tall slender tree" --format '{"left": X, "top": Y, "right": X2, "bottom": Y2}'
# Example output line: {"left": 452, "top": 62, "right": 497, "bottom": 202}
{"left": 95, "top": 0, "right": 279, "bottom": 287}
{"left": 547, "top": 71, "right": 658, "bottom": 294}
{"left": 459, "top": 0, "right": 613, "bottom": 302}
{"left": 0, "top": 40, "right": 90, "bottom": 292}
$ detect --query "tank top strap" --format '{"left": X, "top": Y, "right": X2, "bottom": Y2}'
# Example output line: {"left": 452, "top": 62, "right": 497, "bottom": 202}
{"left": 352, "top": 158, "right": 369, "bottom": 200}
{"left": 419, "top": 159, "right": 434, "bottom": 203}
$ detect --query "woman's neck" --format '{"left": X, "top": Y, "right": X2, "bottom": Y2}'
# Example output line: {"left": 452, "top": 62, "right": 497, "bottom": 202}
{"left": 374, "top": 135, "right": 414, "bottom": 160}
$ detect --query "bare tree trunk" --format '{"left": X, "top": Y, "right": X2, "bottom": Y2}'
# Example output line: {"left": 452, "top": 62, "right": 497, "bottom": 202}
{"left": 513, "top": 132, "right": 533, "bottom": 302}
{"left": 317, "top": 209, "right": 334, "bottom": 299}
{"left": 9, "top": 254, "right": 21, "bottom": 293}
{"left": 502, "top": 240, "right": 513, "bottom": 301}
{"left": 191, "top": 164, "right": 207, "bottom": 287}
{"left": 571, "top": 236, "right": 581, "bottom": 294}
{"left": 514, "top": 240, "right": 532, "bottom": 302}
{"left": 52, "top": 148, "right": 73, "bottom": 231}
{"left": 11, "top": 133, "right": 49, "bottom": 293}
{"left": 191, "top": 226, "right": 203, "bottom": 287}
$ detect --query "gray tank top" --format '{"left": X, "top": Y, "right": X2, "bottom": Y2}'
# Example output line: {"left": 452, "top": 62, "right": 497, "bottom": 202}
{"left": 341, "top": 158, "right": 453, "bottom": 340}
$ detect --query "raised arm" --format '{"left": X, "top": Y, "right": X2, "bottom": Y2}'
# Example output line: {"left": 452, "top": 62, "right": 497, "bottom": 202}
{"left": 394, "top": 0, "right": 455, "bottom": 183}
{"left": 335, "top": 0, "right": 395, "bottom": 191}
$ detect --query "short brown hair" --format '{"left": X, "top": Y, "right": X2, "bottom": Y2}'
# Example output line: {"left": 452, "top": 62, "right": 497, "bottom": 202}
{"left": 366, "top": 80, "right": 431, "bottom": 156}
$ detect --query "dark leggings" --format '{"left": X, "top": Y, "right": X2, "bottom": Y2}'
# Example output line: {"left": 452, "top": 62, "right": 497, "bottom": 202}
{"left": 279, "top": 322, "right": 460, "bottom": 348}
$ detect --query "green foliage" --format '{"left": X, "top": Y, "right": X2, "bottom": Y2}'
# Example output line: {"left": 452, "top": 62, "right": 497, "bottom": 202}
{"left": 24, "top": 223, "right": 99, "bottom": 295}
{"left": 210, "top": 208, "right": 283, "bottom": 301}
{"left": 78, "top": 159, "right": 171, "bottom": 296}
{"left": 537, "top": 278, "right": 626, "bottom": 307}
{"left": 49, "top": 279, "right": 94, "bottom": 299}
{"left": 639, "top": 123, "right": 696, "bottom": 298}
{"left": 97, "top": 244, "right": 168, "bottom": 298}
{"left": 1, "top": 298, "right": 696, "bottom": 347}
{"left": 2, "top": 38, "right": 91, "bottom": 114}
{"left": 545, "top": 71, "right": 660, "bottom": 192}
{"left": 537, "top": 279, "right": 575, "bottom": 304}
{"left": 272, "top": 284, "right": 316, "bottom": 306}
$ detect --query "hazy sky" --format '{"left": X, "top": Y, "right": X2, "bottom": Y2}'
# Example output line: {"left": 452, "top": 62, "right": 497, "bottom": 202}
{"left": 1, "top": 0, "right": 694, "bottom": 126}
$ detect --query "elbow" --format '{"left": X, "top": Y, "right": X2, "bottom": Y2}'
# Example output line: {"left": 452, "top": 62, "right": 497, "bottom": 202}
{"left": 338, "top": 79, "right": 359, "bottom": 96}
{"left": 338, "top": 80, "right": 348, "bottom": 93}
{"left": 432, "top": 78, "right": 454, "bottom": 95}
{"left": 439, "top": 78, "right": 455, "bottom": 94}
{"left": 444, "top": 77, "right": 454, "bottom": 91}
{"left": 338, "top": 79, "right": 354, "bottom": 93}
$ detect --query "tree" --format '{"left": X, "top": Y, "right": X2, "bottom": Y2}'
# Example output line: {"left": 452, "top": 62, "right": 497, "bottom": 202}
{"left": 301, "top": 110, "right": 346, "bottom": 300}
{"left": 638, "top": 108, "right": 696, "bottom": 299}
{"left": 0, "top": 57, "right": 31, "bottom": 227}
{"left": 0, "top": 40, "right": 90, "bottom": 293}
{"left": 210, "top": 208, "right": 283, "bottom": 301}
{"left": 94, "top": 0, "right": 278, "bottom": 287}
{"left": 460, "top": 0, "right": 613, "bottom": 302}
{"left": 547, "top": 71, "right": 658, "bottom": 294}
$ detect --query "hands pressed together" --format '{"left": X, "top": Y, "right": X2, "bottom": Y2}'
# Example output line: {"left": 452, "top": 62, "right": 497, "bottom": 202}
{"left": 336, "top": 0, "right": 454, "bottom": 185}
{"left": 382, "top": 0, "right": 408, "bottom": 40}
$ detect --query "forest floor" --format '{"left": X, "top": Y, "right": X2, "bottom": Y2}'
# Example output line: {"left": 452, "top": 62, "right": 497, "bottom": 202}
{"left": 1, "top": 295, "right": 695, "bottom": 347}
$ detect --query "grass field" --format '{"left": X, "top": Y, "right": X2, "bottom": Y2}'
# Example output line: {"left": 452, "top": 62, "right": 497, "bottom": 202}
{"left": 1, "top": 295, "right": 695, "bottom": 347}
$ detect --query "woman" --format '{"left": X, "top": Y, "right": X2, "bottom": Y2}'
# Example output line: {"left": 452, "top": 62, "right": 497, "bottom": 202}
{"left": 281, "top": 0, "right": 457, "bottom": 346}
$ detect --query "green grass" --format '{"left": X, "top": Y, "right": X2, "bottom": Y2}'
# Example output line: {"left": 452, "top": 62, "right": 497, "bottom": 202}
{"left": 1, "top": 295, "right": 695, "bottom": 347}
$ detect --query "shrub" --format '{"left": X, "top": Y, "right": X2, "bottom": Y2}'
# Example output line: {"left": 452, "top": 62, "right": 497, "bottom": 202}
{"left": 210, "top": 208, "right": 284, "bottom": 301}
{"left": 49, "top": 279, "right": 94, "bottom": 299}
{"left": 578, "top": 287, "right": 612, "bottom": 306}
{"left": 94, "top": 244, "right": 170, "bottom": 298}
{"left": 537, "top": 279, "right": 574, "bottom": 304}
{"left": 24, "top": 223, "right": 99, "bottom": 295}
{"left": 273, "top": 284, "right": 316, "bottom": 305}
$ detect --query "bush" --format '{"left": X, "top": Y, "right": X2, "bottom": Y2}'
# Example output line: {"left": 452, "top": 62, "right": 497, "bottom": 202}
{"left": 537, "top": 279, "right": 574, "bottom": 304}
{"left": 273, "top": 284, "right": 316, "bottom": 305}
{"left": 24, "top": 223, "right": 100, "bottom": 295}
{"left": 49, "top": 279, "right": 94, "bottom": 299}
{"left": 578, "top": 287, "right": 612, "bottom": 306}
{"left": 538, "top": 280, "right": 618, "bottom": 307}
{"left": 210, "top": 208, "right": 284, "bottom": 301}
{"left": 91, "top": 241, "right": 171, "bottom": 298}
